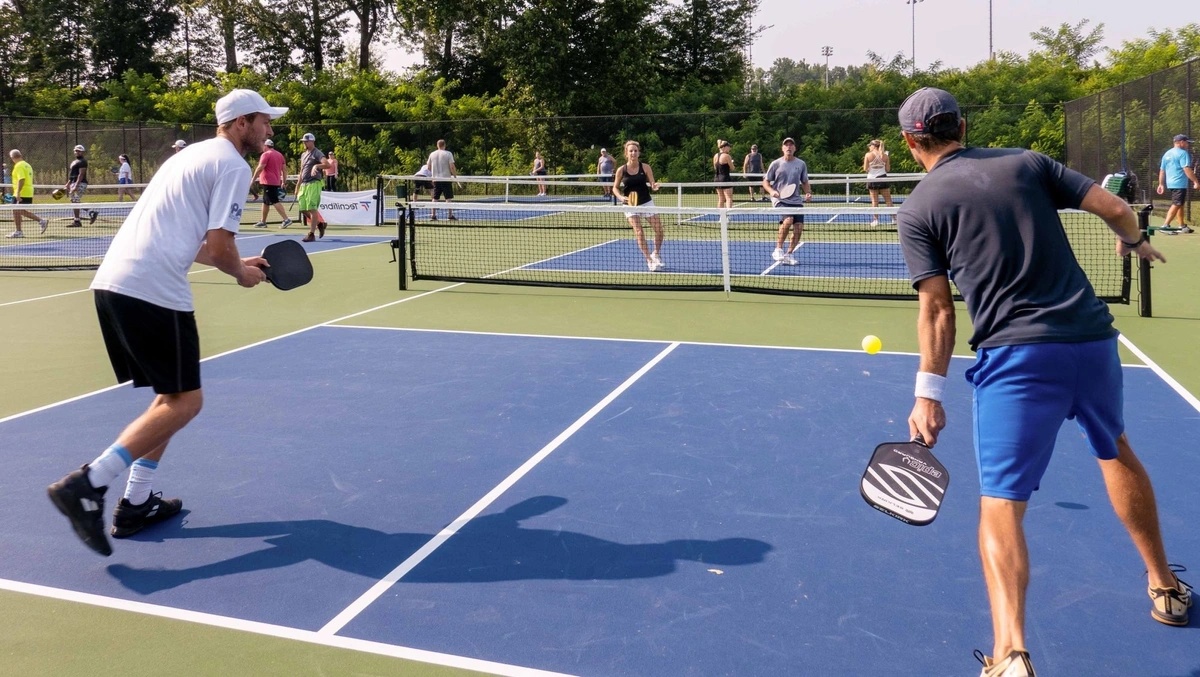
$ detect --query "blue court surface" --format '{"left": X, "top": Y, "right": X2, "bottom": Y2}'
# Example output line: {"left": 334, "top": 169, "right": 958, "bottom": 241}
{"left": 525, "top": 238, "right": 908, "bottom": 279}
{"left": 1, "top": 328, "right": 1196, "bottom": 676}
{"left": 0, "top": 232, "right": 390, "bottom": 261}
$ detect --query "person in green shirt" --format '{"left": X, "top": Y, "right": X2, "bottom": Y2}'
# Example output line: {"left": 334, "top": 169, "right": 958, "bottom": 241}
{"left": 7, "top": 149, "right": 48, "bottom": 237}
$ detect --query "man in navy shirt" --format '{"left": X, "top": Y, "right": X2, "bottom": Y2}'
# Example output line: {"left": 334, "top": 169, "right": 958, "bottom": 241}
{"left": 895, "top": 87, "right": 1189, "bottom": 677}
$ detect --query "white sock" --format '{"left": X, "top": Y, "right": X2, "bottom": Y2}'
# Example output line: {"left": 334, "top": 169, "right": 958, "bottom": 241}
{"left": 123, "top": 458, "right": 158, "bottom": 505}
{"left": 86, "top": 444, "right": 133, "bottom": 489}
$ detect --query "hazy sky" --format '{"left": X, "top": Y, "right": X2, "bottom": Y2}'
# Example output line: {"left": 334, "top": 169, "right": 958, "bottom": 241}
{"left": 380, "top": 0, "right": 1193, "bottom": 74}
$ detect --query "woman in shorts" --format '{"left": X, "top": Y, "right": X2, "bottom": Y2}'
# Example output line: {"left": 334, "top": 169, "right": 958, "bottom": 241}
{"left": 713, "top": 140, "right": 734, "bottom": 208}
{"left": 116, "top": 155, "right": 138, "bottom": 202}
{"left": 612, "top": 140, "right": 665, "bottom": 272}
{"left": 863, "top": 139, "right": 893, "bottom": 225}
{"left": 531, "top": 151, "right": 548, "bottom": 197}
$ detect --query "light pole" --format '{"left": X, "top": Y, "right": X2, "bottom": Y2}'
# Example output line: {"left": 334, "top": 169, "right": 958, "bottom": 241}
{"left": 821, "top": 46, "right": 833, "bottom": 88}
{"left": 907, "top": 0, "right": 924, "bottom": 76}
{"left": 989, "top": 0, "right": 994, "bottom": 60}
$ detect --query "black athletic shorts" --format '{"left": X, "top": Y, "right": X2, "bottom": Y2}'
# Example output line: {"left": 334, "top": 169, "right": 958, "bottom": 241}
{"left": 867, "top": 174, "right": 889, "bottom": 191}
{"left": 17, "top": 196, "right": 32, "bottom": 205}
{"left": 262, "top": 185, "right": 283, "bottom": 205}
{"left": 1170, "top": 188, "right": 1188, "bottom": 206}
{"left": 433, "top": 181, "right": 454, "bottom": 200}
{"left": 94, "top": 290, "right": 201, "bottom": 394}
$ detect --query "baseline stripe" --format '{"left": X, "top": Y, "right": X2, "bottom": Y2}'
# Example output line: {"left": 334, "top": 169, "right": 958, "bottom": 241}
{"left": 0, "top": 579, "right": 574, "bottom": 677}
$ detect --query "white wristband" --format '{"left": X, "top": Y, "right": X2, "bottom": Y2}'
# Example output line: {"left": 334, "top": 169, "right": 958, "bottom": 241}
{"left": 915, "top": 372, "right": 947, "bottom": 402}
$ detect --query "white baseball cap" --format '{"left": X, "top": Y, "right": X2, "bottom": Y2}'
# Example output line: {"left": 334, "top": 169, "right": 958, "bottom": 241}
{"left": 173, "top": 140, "right": 187, "bottom": 149}
{"left": 215, "top": 89, "right": 288, "bottom": 125}
{"left": 264, "top": 139, "right": 274, "bottom": 147}
{"left": 73, "top": 145, "right": 85, "bottom": 152}
{"left": 301, "top": 133, "right": 316, "bottom": 142}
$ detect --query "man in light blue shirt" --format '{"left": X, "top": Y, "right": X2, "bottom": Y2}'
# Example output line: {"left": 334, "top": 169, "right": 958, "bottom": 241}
{"left": 1157, "top": 134, "right": 1199, "bottom": 233}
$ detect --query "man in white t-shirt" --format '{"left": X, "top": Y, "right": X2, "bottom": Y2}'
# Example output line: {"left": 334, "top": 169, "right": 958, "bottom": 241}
{"left": 46, "top": 89, "right": 285, "bottom": 557}
{"left": 427, "top": 139, "right": 457, "bottom": 221}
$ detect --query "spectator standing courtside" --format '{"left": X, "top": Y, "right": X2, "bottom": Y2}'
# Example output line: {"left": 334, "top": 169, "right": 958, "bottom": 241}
{"left": 1156, "top": 134, "right": 1199, "bottom": 234}
{"left": 7, "top": 149, "right": 48, "bottom": 237}
{"left": 46, "top": 88, "right": 283, "bottom": 557}
{"left": 66, "top": 145, "right": 98, "bottom": 228}
{"left": 531, "top": 151, "right": 548, "bottom": 197}
{"left": 251, "top": 139, "right": 292, "bottom": 229}
{"left": 172, "top": 140, "right": 187, "bottom": 154}
{"left": 743, "top": 144, "right": 765, "bottom": 201}
{"left": 597, "top": 148, "right": 615, "bottom": 201}
{"left": 324, "top": 151, "right": 339, "bottom": 192}
{"left": 116, "top": 154, "right": 139, "bottom": 202}
{"left": 427, "top": 139, "right": 457, "bottom": 221}
{"left": 296, "top": 132, "right": 331, "bottom": 242}
{"left": 895, "top": 87, "right": 1189, "bottom": 677}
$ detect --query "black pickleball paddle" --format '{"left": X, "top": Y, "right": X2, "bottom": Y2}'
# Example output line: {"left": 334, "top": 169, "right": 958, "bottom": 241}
{"left": 860, "top": 434, "right": 949, "bottom": 526}
{"left": 260, "top": 239, "right": 313, "bottom": 291}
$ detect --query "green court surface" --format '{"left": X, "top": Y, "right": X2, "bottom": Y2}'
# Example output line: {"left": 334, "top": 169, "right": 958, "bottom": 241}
{"left": 1, "top": 214, "right": 1198, "bottom": 675}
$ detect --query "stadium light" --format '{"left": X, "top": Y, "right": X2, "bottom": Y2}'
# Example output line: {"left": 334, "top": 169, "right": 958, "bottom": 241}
{"left": 821, "top": 46, "right": 833, "bottom": 88}
{"left": 907, "top": 0, "right": 924, "bottom": 76}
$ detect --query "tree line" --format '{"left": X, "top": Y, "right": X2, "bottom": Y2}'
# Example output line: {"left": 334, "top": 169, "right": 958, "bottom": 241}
{"left": 0, "top": 0, "right": 1196, "bottom": 183}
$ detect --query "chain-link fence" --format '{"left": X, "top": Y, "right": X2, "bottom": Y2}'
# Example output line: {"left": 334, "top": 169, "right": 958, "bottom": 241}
{"left": 1065, "top": 61, "right": 1198, "bottom": 222}
{"left": 0, "top": 117, "right": 217, "bottom": 187}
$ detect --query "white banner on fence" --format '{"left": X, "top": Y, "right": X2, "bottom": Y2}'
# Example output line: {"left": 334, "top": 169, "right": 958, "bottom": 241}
{"left": 317, "top": 190, "right": 377, "bottom": 226}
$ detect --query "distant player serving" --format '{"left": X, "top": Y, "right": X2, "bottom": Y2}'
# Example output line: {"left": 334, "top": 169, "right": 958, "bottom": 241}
{"left": 763, "top": 136, "right": 813, "bottom": 265}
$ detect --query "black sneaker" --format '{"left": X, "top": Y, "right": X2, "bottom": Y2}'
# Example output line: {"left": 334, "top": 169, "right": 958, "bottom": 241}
{"left": 47, "top": 465, "right": 111, "bottom": 556}
{"left": 68, "top": 220, "right": 82, "bottom": 228}
{"left": 88, "top": 210, "right": 98, "bottom": 225}
{"left": 111, "top": 492, "right": 183, "bottom": 538}
{"left": 317, "top": 222, "right": 326, "bottom": 239}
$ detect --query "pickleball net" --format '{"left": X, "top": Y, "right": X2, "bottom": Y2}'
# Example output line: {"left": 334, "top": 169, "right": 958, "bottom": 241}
{"left": 0, "top": 201, "right": 134, "bottom": 270}
{"left": 397, "top": 201, "right": 1134, "bottom": 302}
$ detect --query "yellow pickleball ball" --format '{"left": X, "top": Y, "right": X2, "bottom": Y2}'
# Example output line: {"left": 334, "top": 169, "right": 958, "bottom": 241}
{"left": 862, "top": 335, "right": 882, "bottom": 354}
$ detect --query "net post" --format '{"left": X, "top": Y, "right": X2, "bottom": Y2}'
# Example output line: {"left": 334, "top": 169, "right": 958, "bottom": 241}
{"left": 720, "top": 210, "right": 732, "bottom": 295}
{"left": 397, "top": 200, "right": 409, "bottom": 290}
{"left": 845, "top": 175, "right": 850, "bottom": 203}
{"left": 375, "top": 175, "right": 384, "bottom": 227}
{"left": 1137, "top": 205, "right": 1152, "bottom": 317}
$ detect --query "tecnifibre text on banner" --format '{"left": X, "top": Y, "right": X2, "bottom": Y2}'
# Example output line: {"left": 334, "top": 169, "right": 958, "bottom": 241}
{"left": 317, "top": 190, "right": 378, "bottom": 226}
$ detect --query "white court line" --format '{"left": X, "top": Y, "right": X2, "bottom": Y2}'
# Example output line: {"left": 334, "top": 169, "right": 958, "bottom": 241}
{"left": 0, "top": 282, "right": 463, "bottom": 426}
{"left": 1118, "top": 333, "right": 1200, "bottom": 411}
{"left": 0, "top": 239, "right": 387, "bottom": 308}
{"left": 318, "top": 341, "right": 681, "bottom": 635}
{"left": 0, "top": 579, "right": 575, "bottom": 677}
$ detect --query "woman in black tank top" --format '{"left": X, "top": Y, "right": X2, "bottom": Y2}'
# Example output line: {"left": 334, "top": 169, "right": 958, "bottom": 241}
{"left": 862, "top": 139, "right": 894, "bottom": 225}
{"left": 713, "top": 139, "right": 734, "bottom": 208}
{"left": 612, "top": 140, "right": 666, "bottom": 271}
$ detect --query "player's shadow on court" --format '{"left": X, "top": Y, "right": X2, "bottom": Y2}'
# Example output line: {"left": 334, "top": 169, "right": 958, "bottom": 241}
{"left": 106, "top": 495, "right": 772, "bottom": 594}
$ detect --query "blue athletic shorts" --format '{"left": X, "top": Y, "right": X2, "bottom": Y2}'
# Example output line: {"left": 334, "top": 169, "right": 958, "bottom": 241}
{"left": 965, "top": 338, "right": 1124, "bottom": 501}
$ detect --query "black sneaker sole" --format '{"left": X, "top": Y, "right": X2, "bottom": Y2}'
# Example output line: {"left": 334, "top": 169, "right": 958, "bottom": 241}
{"left": 111, "top": 498, "right": 183, "bottom": 538}
{"left": 47, "top": 486, "right": 112, "bottom": 556}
